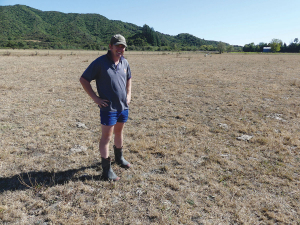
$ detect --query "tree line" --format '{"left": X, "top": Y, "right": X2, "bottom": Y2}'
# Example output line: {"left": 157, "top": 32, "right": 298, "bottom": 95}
{"left": 0, "top": 5, "right": 229, "bottom": 52}
{"left": 4, "top": 5, "right": 296, "bottom": 53}
{"left": 0, "top": 5, "right": 244, "bottom": 52}
{"left": 243, "top": 38, "right": 300, "bottom": 53}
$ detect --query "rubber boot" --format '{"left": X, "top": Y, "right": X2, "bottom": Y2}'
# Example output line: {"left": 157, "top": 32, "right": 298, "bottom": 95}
{"left": 114, "top": 145, "right": 131, "bottom": 168}
{"left": 101, "top": 157, "right": 120, "bottom": 181}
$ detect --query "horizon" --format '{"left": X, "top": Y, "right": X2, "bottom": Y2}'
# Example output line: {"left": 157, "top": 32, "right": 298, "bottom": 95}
{"left": 1, "top": 0, "right": 300, "bottom": 46}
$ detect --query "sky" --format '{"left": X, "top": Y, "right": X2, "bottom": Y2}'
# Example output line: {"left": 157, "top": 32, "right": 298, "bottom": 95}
{"left": 1, "top": 0, "right": 300, "bottom": 46}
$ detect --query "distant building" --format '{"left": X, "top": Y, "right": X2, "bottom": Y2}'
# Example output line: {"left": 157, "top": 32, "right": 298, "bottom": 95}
{"left": 263, "top": 47, "right": 271, "bottom": 53}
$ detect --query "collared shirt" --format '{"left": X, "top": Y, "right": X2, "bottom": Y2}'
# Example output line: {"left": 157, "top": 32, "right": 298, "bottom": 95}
{"left": 81, "top": 51, "right": 131, "bottom": 112}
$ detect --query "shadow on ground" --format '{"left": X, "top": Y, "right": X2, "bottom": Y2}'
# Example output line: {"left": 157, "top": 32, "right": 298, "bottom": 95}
{"left": 0, "top": 163, "right": 103, "bottom": 193}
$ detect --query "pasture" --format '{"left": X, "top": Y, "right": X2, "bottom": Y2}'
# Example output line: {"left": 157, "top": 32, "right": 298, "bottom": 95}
{"left": 0, "top": 50, "right": 299, "bottom": 224}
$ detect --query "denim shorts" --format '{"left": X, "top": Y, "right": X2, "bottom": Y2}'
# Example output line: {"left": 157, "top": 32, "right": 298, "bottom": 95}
{"left": 100, "top": 109, "right": 129, "bottom": 126}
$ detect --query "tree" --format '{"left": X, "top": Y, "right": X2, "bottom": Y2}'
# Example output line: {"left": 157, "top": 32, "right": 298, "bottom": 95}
{"left": 270, "top": 38, "right": 282, "bottom": 52}
{"left": 217, "top": 42, "right": 226, "bottom": 54}
{"left": 142, "top": 24, "right": 160, "bottom": 46}
{"left": 258, "top": 42, "right": 268, "bottom": 52}
{"left": 170, "top": 43, "right": 177, "bottom": 51}
{"left": 6, "top": 40, "right": 16, "bottom": 49}
{"left": 243, "top": 42, "right": 261, "bottom": 52}
{"left": 294, "top": 38, "right": 299, "bottom": 43}
{"left": 287, "top": 42, "right": 298, "bottom": 52}
{"left": 17, "top": 41, "right": 25, "bottom": 49}
{"left": 133, "top": 37, "right": 148, "bottom": 46}
{"left": 226, "top": 45, "right": 234, "bottom": 52}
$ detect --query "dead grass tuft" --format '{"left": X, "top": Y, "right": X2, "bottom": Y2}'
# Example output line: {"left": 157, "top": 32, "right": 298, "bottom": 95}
{"left": 3, "top": 51, "right": 11, "bottom": 56}
{"left": 290, "top": 78, "right": 300, "bottom": 88}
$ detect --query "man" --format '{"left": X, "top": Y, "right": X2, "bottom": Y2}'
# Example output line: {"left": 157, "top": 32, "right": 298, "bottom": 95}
{"left": 80, "top": 34, "right": 132, "bottom": 181}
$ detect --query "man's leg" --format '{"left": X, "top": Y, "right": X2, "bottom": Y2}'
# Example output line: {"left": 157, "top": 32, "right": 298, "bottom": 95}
{"left": 113, "top": 122, "right": 131, "bottom": 168}
{"left": 114, "top": 122, "right": 125, "bottom": 148}
{"left": 99, "top": 125, "right": 114, "bottom": 158}
{"left": 100, "top": 124, "right": 120, "bottom": 181}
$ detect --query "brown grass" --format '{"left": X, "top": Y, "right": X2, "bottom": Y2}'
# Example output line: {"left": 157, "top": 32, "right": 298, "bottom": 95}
{"left": 0, "top": 50, "right": 300, "bottom": 224}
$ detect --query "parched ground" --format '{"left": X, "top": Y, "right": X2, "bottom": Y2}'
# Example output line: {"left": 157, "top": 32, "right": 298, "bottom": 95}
{"left": 0, "top": 50, "right": 299, "bottom": 224}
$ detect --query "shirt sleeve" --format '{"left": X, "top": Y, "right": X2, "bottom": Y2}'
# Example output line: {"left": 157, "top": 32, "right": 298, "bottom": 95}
{"left": 81, "top": 58, "right": 101, "bottom": 82}
{"left": 127, "top": 64, "right": 132, "bottom": 80}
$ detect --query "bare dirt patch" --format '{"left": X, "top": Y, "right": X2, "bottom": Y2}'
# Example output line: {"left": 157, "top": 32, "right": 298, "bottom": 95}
{"left": 0, "top": 51, "right": 300, "bottom": 224}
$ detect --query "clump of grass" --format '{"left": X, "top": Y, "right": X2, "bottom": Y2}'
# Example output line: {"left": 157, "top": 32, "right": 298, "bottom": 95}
{"left": 253, "top": 137, "right": 268, "bottom": 145}
{"left": 3, "top": 51, "right": 11, "bottom": 56}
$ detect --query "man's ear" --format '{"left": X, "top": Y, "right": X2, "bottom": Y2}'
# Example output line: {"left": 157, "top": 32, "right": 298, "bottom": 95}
{"left": 109, "top": 44, "right": 112, "bottom": 50}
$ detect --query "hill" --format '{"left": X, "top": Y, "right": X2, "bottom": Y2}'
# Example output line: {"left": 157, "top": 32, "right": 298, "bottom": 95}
{"left": 0, "top": 4, "right": 227, "bottom": 51}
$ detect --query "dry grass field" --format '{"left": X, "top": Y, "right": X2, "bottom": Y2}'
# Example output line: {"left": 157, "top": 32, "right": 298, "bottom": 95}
{"left": 0, "top": 49, "right": 300, "bottom": 224}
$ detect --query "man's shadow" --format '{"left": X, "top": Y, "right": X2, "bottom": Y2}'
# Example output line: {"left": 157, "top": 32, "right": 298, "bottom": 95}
{"left": 0, "top": 163, "right": 103, "bottom": 193}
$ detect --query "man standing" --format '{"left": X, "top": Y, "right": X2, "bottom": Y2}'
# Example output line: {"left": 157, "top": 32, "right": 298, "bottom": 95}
{"left": 80, "top": 34, "right": 131, "bottom": 181}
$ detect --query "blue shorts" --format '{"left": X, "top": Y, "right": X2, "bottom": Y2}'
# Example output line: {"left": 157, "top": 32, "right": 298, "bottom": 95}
{"left": 100, "top": 109, "right": 129, "bottom": 126}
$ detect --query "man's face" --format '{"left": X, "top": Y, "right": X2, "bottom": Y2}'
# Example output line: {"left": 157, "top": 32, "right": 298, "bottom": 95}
{"left": 109, "top": 44, "right": 126, "bottom": 60}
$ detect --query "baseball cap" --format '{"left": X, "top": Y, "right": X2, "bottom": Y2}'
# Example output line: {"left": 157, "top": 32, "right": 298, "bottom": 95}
{"left": 110, "top": 34, "right": 127, "bottom": 47}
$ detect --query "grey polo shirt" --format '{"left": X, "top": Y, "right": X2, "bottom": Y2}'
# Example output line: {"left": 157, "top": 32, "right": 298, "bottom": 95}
{"left": 81, "top": 51, "right": 131, "bottom": 112}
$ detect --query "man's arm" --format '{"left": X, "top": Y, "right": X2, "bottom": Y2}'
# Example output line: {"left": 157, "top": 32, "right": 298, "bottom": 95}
{"left": 126, "top": 78, "right": 132, "bottom": 105}
{"left": 79, "top": 77, "right": 109, "bottom": 107}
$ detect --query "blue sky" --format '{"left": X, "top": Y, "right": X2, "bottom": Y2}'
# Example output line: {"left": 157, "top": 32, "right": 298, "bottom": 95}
{"left": 1, "top": 0, "right": 299, "bottom": 46}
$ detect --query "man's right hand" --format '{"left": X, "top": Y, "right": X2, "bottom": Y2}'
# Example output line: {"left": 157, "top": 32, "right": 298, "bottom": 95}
{"left": 95, "top": 98, "right": 110, "bottom": 108}
{"left": 80, "top": 77, "right": 110, "bottom": 108}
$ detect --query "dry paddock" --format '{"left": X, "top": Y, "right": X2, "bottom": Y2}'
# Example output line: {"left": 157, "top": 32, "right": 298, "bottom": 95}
{"left": 0, "top": 50, "right": 300, "bottom": 224}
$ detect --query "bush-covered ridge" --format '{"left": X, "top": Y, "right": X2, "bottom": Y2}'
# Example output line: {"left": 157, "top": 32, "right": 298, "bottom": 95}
{"left": 0, "top": 4, "right": 234, "bottom": 51}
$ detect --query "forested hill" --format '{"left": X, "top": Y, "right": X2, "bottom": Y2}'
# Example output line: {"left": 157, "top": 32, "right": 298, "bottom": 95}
{"left": 0, "top": 4, "right": 226, "bottom": 51}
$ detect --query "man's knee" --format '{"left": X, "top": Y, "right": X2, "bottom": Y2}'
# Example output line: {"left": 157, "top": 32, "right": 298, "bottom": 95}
{"left": 114, "top": 123, "right": 125, "bottom": 134}
{"left": 101, "top": 132, "right": 113, "bottom": 143}
{"left": 114, "top": 129, "right": 123, "bottom": 137}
